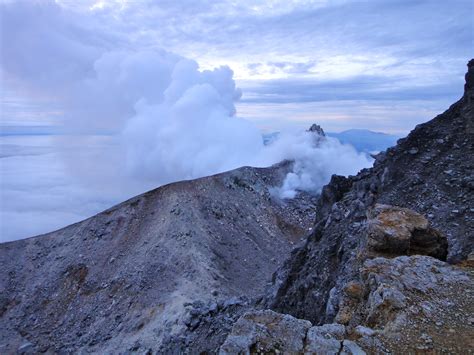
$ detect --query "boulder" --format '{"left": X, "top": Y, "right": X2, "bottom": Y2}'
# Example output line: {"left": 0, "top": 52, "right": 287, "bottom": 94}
{"left": 366, "top": 204, "right": 448, "bottom": 260}
{"left": 219, "top": 310, "right": 311, "bottom": 354}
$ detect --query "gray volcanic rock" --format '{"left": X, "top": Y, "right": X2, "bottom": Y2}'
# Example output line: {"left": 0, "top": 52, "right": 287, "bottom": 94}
{"left": 223, "top": 254, "right": 473, "bottom": 353}
{"left": 219, "top": 310, "right": 367, "bottom": 354}
{"left": 338, "top": 255, "right": 473, "bottom": 353}
{"left": 0, "top": 163, "right": 317, "bottom": 353}
{"left": 219, "top": 309, "right": 311, "bottom": 354}
{"left": 304, "top": 323, "right": 347, "bottom": 354}
{"left": 308, "top": 123, "right": 326, "bottom": 137}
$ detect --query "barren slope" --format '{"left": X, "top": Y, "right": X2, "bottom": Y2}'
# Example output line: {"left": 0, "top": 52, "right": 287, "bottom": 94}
{"left": 0, "top": 163, "right": 316, "bottom": 353}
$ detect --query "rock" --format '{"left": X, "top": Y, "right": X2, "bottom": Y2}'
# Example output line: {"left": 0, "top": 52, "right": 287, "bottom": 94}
{"left": 17, "top": 342, "right": 34, "bottom": 354}
{"left": 314, "top": 323, "right": 346, "bottom": 339}
{"left": 344, "top": 281, "right": 364, "bottom": 299}
{"left": 351, "top": 255, "right": 470, "bottom": 329}
{"left": 366, "top": 204, "right": 448, "bottom": 260}
{"left": 464, "top": 58, "right": 474, "bottom": 94}
{"left": 219, "top": 310, "right": 312, "bottom": 354}
{"left": 365, "top": 282, "right": 407, "bottom": 327}
{"left": 342, "top": 340, "right": 366, "bottom": 355}
{"left": 318, "top": 175, "right": 353, "bottom": 218}
{"left": 304, "top": 329, "right": 341, "bottom": 354}
{"left": 308, "top": 123, "right": 326, "bottom": 137}
{"left": 304, "top": 323, "right": 347, "bottom": 353}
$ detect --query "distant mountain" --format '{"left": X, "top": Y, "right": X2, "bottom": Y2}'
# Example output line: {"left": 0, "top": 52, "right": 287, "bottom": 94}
{"left": 263, "top": 129, "right": 399, "bottom": 153}
{"left": 327, "top": 129, "right": 399, "bottom": 153}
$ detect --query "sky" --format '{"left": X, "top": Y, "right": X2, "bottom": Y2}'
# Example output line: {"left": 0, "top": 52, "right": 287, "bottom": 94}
{"left": 0, "top": 0, "right": 472, "bottom": 241}
{"left": 1, "top": 0, "right": 472, "bottom": 133}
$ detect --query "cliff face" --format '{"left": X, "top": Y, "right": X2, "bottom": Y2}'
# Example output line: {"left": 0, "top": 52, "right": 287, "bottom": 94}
{"left": 256, "top": 60, "right": 474, "bottom": 352}
{"left": 246, "top": 60, "right": 474, "bottom": 353}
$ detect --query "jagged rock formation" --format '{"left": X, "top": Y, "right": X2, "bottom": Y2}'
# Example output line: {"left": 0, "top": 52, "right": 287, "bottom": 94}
{"left": 0, "top": 163, "right": 317, "bottom": 353}
{"left": 267, "top": 59, "right": 474, "bottom": 322}
{"left": 308, "top": 123, "right": 326, "bottom": 137}
{"left": 219, "top": 310, "right": 312, "bottom": 354}
{"left": 256, "top": 59, "right": 474, "bottom": 352}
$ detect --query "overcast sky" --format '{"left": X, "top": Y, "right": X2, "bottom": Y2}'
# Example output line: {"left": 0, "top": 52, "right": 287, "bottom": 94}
{"left": 1, "top": 0, "right": 473, "bottom": 133}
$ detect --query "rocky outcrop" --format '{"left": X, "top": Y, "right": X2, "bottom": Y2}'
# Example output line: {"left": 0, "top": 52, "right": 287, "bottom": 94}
{"left": 219, "top": 310, "right": 311, "bottom": 354}
{"left": 366, "top": 204, "right": 448, "bottom": 260}
{"left": 267, "top": 60, "right": 474, "bottom": 330}
{"left": 225, "top": 254, "right": 473, "bottom": 354}
{"left": 337, "top": 256, "right": 473, "bottom": 353}
{"left": 308, "top": 123, "right": 326, "bottom": 137}
{"left": 219, "top": 310, "right": 366, "bottom": 354}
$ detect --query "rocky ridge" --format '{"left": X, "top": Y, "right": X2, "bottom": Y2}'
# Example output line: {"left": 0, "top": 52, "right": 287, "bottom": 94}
{"left": 0, "top": 162, "right": 317, "bottom": 353}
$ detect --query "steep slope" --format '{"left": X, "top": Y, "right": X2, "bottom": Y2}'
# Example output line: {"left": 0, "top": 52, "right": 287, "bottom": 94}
{"left": 0, "top": 163, "right": 317, "bottom": 353}
{"left": 253, "top": 60, "right": 474, "bottom": 352}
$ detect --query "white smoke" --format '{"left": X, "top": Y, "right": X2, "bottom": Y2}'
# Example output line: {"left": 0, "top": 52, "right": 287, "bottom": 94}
{"left": 121, "top": 59, "right": 264, "bottom": 183}
{"left": 1, "top": 1, "right": 372, "bottom": 204}
{"left": 108, "top": 51, "right": 371, "bottom": 195}
{"left": 269, "top": 133, "right": 371, "bottom": 198}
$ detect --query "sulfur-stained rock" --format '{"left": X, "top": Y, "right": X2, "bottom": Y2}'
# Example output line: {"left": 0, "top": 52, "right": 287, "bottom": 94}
{"left": 366, "top": 204, "right": 448, "bottom": 260}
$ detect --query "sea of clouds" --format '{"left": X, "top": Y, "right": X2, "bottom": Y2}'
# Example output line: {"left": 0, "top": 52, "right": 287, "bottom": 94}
{"left": 0, "top": 2, "right": 371, "bottom": 241}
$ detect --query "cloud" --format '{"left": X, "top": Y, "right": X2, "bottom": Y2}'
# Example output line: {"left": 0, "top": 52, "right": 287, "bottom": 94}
{"left": 0, "top": 137, "right": 119, "bottom": 242}
{"left": 247, "top": 61, "right": 317, "bottom": 76}
{"left": 239, "top": 74, "right": 463, "bottom": 104}
{"left": 0, "top": 1, "right": 102, "bottom": 91}
{"left": 262, "top": 131, "right": 371, "bottom": 199}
